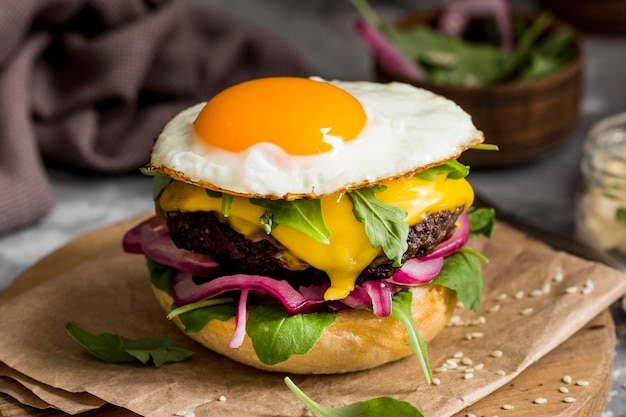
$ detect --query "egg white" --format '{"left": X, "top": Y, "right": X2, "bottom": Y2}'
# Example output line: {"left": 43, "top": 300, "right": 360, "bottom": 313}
{"left": 150, "top": 78, "right": 484, "bottom": 198}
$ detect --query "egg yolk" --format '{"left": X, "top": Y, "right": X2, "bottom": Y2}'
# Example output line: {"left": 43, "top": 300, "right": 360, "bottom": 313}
{"left": 193, "top": 77, "right": 367, "bottom": 155}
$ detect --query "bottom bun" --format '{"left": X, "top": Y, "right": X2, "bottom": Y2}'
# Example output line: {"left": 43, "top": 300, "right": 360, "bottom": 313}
{"left": 152, "top": 283, "right": 457, "bottom": 374}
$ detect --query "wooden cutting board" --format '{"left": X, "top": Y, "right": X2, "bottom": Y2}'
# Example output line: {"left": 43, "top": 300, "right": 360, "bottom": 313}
{"left": 0, "top": 215, "right": 616, "bottom": 417}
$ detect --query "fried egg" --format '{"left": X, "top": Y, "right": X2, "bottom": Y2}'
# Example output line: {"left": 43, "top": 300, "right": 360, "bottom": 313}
{"left": 150, "top": 76, "right": 483, "bottom": 198}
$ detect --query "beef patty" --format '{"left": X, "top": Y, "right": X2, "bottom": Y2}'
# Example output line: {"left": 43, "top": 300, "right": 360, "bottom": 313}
{"left": 165, "top": 206, "right": 463, "bottom": 288}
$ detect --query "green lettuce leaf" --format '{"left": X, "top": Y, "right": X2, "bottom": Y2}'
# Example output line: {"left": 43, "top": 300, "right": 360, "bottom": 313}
{"left": 251, "top": 198, "right": 331, "bottom": 244}
{"left": 65, "top": 323, "right": 192, "bottom": 367}
{"left": 468, "top": 207, "right": 496, "bottom": 238}
{"left": 205, "top": 190, "right": 233, "bottom": 217}
{"left": 146, "top": 256, "right": 175, "bottom": 295}
{"left": 433, "top": 252, "right": 483, "bottom": 312}
{"left": 413, "top": 160, "right": 470, "bottom": 181}
{"left": 173, "top": 300, "right": 237, "bottom": 334}
{"left": 140, "top": 167, "right": 172, "bottom": 200}
{"left": 347, "top": 186, "right": 409, "bottom": 266}
{"left": 391, "top": 290, "right": 432, "bottom": 384}
{"left": 246, "top": 305, "right": 336, "bottom": 365}
{"left": 285, "top": 376, "right": 424, "bottom": 417}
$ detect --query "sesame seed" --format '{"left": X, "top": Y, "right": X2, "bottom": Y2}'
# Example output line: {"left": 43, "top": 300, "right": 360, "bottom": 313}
{"left": 533, "top": 397, "right": 547, "bottom": 404}
{"left": 447, "top": 358, "right": 459, "bottom": 367}
{"left": 474, "top": 363, "right": 484, "bottom": 370}
{"left": 565, "top": 286, "right": 578, "bottom": 294}
{"left": 563, "top": 397, "right": 576, "bottom": 403}
{"left": 490, "top": 350, "right": 503, "bottom": 358}
{"left": 471, "top": 331, "right": 484, "bottom": 338}
{"left": 489, "top": 304, "right": 501, "bottom": 313}
{"left": 515, "top": 291, "right": 525, "bottom": 299}
{"left": 218, "top": 395, "right": 227, "bottom": 402}
{"left": 462, "top": 357, "right": 473, "bottom": 366}
{"left": 521, "top": 307, "right": 534, "bottom": 315}
{"left": 467, "top": 414, "right": 477, "bottom": 417}
{"left": 435, "top": 366, "right": 448, "bottom": 373}
{"left": 562, "top": 375, "right": 572, "bottom": 384}
{"left": 501, "top": 404, "right": 514, "bottom": 410}
{"left": 559, "top": 386, "right": 569, "bottom": 393}
{"left": 582, "top": 286, "right": 593, "bottom": 295}
{"left": 432, "top": 377, "right": 441, "bottom": 386}
{"left": 553, "top": 272, "right": 564, "bottom": 282}
{"left": 576, "top": 380, "right": 589, "bottom": 386}
{"left": 542, "top": 283, "right": 552, "bottom": 293}
{"left": 453, "top": 351, "right": 464, "bottom": 358}
{"left": 496, "top": 370, "right": 506, "bottom": 376}
{"left": 530, "top": 289, "right": 544, "bottom": 297}
{"left": 463, "top": 373, "right": 474, "bottom": 380}
{"left": 175, "top": 411, "right": 195, "bottom": 417}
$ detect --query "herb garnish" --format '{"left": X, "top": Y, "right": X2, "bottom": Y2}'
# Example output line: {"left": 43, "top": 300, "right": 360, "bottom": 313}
{"left": 251, "top": 198, "right": 331, "bottom": 244}
{"left": 65, "top": 323, "right": 192, "bottom": 367}
{"left": 347, "top": 186, "right": 409, "bottom": 266}
{"left": 246, "top": 305, "right": 336, "bottom": 365}
{"left": 413, "top": 160, "right": 470, "bottom": 181}
{"left": 140, "top": 167, "right": 172, "bottom": 200}
{"left": 391, "top": 290, "right": 432, "bottom": 384}
{"left": 351, "top": 0, "right": 576, "bottom": 86}
{"left": 285, "top": 377, "right": 424, "bottom": 417}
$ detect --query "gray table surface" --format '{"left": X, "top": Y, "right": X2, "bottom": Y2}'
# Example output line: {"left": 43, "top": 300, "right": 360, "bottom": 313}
{"left": 1, "top": 0, "right": 625, "bottom": 415}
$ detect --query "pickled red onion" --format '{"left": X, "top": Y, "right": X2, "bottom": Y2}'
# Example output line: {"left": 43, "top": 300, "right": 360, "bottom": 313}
{"left": 123, "top": 216, "right": 220, "bottom": 277}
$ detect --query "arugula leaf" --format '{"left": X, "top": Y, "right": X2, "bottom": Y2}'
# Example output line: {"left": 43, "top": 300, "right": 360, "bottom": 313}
{"left": 471, "top": 143, "right": 500, "bottom": 151}
{"left": 65, "top": 323, "right": 192, "bottom": 367}
{"left": 351, "top": 0, "right": 575, "bottom": 86}
{"left": 140, "top": 167, "right": 172, "bottom": 200}
{"left": 433, "top": 252, "right": 483, "bottom": 312}
{"left": 347, "top": 186, "right": 409, "bottom": 266}
{"left": 413, "top": 160, "right": 470, "bottom": 181}
{"left": 246, "top": 305, "right": 335, "bottom": 365}
{"left": 616, "top": 208, "right": 626, "bottom": 225}
{"left": 205, "top": 190, "right": 233, "bottom": 217}
{"left": 145, "top": 256, "right": 175, "bottom": 295}
{"left": 173, "top": 301, "right": 237, "bottom": 334}
{"left": 285, "top": 376, "right": 424, "bottom": 417}
{"left": 468, "top": 207, "right": 496, "bottom": 238}
{"left": 391, "top": 290, "right": 432, "bottom": 384}
{"left": 251, "top": 198, "right": 331, "bottom": 244}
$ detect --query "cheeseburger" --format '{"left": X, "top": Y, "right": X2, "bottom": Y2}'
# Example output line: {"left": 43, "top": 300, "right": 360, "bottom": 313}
{"left": 123, "top": 76, "right": 493, "bottom": 377}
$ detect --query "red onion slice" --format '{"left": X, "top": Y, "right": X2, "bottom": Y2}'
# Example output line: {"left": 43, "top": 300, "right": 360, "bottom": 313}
{"left": 421, "top": 212, "right": 470, "bottom": 261}
{"left": 363, "top": 280, "right": 394, "bottom": 317}
{"left": 124, "top": 216, "right": 221, "bottom": 277}
{"left": 171, "top": 272, "right": 309, "bottom": 314}
{"left": 388, "top": 256, "right": 444, "bottom": 286}
{"left": 229, "top": 289, "right": 249, "bottom": 349}
{"left": 438, "top": 0, "right": 514, "bottom": 52}
{"left": 122, "top": 221, "right": 144, "bottom": 254}
{"left": 355, "top": 19, "right": 427, "bottom": 81}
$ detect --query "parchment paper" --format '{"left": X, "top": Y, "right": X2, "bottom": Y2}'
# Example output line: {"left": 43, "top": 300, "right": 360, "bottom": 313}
{"left": 1, "top": 218, "right": 625, "bottom": 417}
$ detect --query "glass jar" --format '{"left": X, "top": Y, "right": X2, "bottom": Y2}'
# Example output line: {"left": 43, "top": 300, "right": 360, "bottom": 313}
{"left": 575, "top": 112, "right": 626, "bottom": 260}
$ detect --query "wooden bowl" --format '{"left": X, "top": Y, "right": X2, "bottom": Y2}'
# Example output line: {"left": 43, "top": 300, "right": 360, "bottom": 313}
{"left": 374, "top": 9, "right": 583, "bottom": 168}
{"left": 540, "top": 0, "right": 626, "bottom": 36}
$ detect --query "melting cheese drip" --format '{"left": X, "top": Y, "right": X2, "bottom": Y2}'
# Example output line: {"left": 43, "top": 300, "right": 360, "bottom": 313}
{"left": 158, "top": 174, "right": 474, "bottom": 301}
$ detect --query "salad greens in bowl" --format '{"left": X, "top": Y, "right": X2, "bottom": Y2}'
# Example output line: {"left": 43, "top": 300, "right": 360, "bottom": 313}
{"left": 352, "top": 0, "right": 582, "bottom": 167}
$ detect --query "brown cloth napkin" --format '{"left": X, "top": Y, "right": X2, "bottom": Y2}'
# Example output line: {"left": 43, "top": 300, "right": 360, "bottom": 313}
{"left": 0, "top": 0, "right": 311, "bottom": 234}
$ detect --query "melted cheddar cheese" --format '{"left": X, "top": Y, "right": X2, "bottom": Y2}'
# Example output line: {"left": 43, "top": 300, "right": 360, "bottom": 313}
{"left": 158, "top": 175, "right": 474, "bottom": 301}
